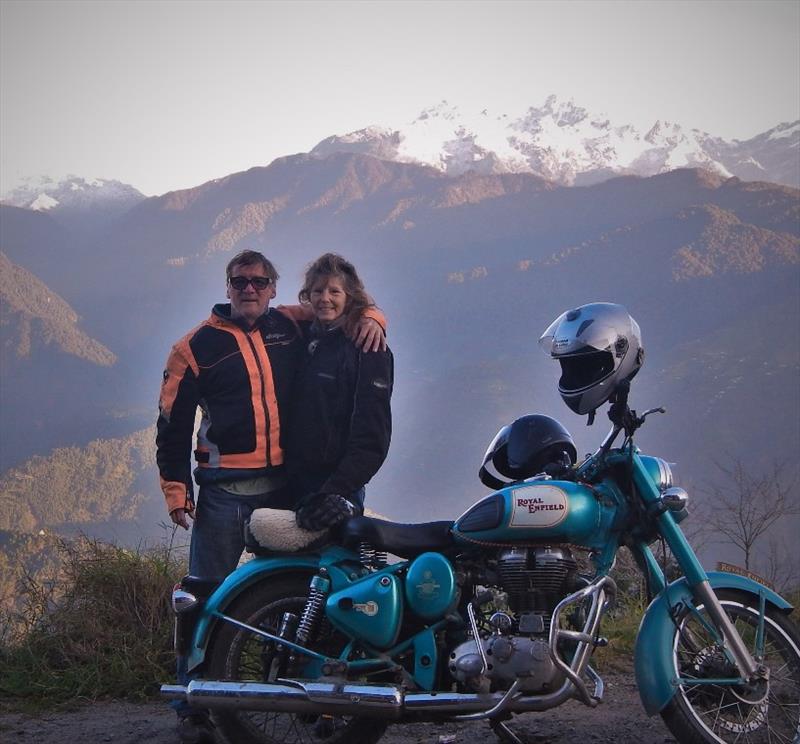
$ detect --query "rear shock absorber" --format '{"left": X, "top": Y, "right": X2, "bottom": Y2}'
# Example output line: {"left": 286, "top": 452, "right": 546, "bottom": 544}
{"left": 295, "top": 571, "right": 331, "bottom": 648}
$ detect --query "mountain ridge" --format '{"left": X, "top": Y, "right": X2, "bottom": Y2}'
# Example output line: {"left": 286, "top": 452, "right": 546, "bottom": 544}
{"left": 0, "top": 152, "right": 797, "bottom": 563}
{"left": 310, "top": 97, "right": 800, "bottom": 188}
{"left": 0, "top": 252, "right": 116, "bottom": 366}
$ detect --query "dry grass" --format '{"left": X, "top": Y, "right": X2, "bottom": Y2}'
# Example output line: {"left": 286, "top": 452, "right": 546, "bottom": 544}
{"left": 0, "top": 536, "right": 186, "bottom": 710}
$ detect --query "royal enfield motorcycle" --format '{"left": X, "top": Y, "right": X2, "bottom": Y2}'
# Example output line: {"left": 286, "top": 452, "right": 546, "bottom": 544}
{"left": 162, "top": 303, "right": 800, "bottom": 744}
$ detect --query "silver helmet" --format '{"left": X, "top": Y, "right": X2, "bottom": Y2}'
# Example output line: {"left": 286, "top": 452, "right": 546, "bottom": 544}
{"left": 539, "top": 302, "right": 644, "bottom": 416}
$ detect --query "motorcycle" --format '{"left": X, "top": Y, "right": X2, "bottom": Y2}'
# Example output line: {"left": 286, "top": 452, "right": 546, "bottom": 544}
{"left": 162, "top": 305, "right": 800, "bottom": 744}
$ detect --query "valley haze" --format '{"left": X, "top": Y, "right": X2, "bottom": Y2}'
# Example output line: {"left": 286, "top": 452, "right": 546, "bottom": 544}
{"left": 1, "top": 126, "right": 798, "bottom": 587}
{"left": 1, "top": 0, "right": 798, "bottom": 596}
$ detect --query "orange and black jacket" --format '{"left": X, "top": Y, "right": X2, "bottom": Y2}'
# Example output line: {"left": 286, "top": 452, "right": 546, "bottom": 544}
{"left": 156, "top": 303, "right": 306, "bottom": 515}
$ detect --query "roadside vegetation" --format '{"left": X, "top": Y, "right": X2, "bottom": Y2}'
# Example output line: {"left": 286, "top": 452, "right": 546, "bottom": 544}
{"left": 0, "top": 536, "right": 648, "bottom": 710}
{"left": 0, "top": 536, "right": 186, "bottom": 711}
{"left": 0, "top": 534, "right": 796, "bottom": 712}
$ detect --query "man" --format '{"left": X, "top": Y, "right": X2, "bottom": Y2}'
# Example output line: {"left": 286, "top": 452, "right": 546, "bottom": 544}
{"left": 156, "top": 249, "right": 384, "bottom": 743}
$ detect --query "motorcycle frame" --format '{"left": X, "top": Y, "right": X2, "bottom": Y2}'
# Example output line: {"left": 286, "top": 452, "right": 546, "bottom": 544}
{"left": 181, "top": 552, "right": 614, "bottom": 700}
{"left": 176, "top": 434, "right": 794, "bottom": 720}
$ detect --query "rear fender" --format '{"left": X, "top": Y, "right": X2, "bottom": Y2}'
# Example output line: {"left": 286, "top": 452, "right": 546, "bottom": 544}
{"left": 187, "top": 548, "right": 356, "bottom": 671}
{"left": 634, "top": 571, "right": 792, "bottom": 715}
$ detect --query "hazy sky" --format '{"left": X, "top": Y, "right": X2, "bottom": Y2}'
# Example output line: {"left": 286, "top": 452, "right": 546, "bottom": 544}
{"left": 2, "top": 0, "right": 798, "bottom": 196}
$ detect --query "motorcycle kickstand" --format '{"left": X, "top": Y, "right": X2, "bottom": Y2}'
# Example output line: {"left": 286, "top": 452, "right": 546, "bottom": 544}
{"left": 488, "top": 717, "right": 524, "bottom": 744}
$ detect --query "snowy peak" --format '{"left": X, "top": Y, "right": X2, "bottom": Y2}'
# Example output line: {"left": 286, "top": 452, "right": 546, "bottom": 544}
{"left": 1, "top": 175, "right": 147, "bottom": 235}
{"left": 523, "top": 94, "right": 591, "bottom": 129}
{"left": 310, "top": 97, "right": 799, "bottom": 188}
{"left": 28, "top": 193, "right": 60, "bottom": 211}
{"left": 645, "top": 120, "right": 683, "bottom": 143}
{"left": 2, "top": 175, "right": 145, "bottom": 214}
{"left": 766, "top": 121, "right": 800, "bottom": 141}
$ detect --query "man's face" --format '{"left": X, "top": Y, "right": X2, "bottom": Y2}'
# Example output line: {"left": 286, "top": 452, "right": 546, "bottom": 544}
{"left": 227, "top": 263, "right": 276, "bottom": 326}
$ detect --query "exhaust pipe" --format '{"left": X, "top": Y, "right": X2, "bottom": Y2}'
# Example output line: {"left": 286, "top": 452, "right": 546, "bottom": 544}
{"left": 162, "top": 680, "right": 492, "bottom": 718}
{"left": 161, "top": 676, "right": 595, "bottom": 719}
{"left": 162, "top": 680, "right": 406, "bottom": 718}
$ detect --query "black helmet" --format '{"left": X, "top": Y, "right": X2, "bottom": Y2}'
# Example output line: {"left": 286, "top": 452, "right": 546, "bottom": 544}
{"left": 538, "top": 302, "right": 644, "bottom": 416}
{"left": 479, "top": 415, "right": 578, "bottom": 490}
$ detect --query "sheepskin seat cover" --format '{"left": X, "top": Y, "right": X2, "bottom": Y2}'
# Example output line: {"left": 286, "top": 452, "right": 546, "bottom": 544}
{"left": 248, "top": 507, "right": 327, "bottom": 552}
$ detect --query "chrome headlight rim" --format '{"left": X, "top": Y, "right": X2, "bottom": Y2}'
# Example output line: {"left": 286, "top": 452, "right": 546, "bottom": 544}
{"left": 654, "top": 457, "right": 673, "bottom": 491}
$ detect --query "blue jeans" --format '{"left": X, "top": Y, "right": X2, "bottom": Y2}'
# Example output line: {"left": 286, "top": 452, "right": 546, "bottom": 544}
{"left": 189, "top": 481, "right": 295, "bottom": 580}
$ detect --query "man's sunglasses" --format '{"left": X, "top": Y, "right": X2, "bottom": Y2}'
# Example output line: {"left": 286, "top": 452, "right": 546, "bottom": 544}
{"left": 228, "top": 276, "right": 273, "bottom": 290}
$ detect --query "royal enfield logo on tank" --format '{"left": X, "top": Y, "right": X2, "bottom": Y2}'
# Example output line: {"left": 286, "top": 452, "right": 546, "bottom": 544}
{"left": 510, "top": 485, "right": 569, "bottom": 527}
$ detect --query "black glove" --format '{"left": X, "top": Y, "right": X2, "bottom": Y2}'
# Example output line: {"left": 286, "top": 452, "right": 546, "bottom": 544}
{"left": 296, "top": 494, "right": 356, "bottom": 532}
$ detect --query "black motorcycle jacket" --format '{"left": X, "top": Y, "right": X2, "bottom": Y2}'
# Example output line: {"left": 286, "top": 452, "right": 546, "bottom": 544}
{"left": 287, "top": 323, "right": 393, "bottom": 499}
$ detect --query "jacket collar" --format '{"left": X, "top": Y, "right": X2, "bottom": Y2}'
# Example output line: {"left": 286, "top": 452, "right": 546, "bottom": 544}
{"left": 310, "top": 317, "right": 346, "bottom": 338}
{"left": 212, "top": 303, "right": 271, "bottom": 333}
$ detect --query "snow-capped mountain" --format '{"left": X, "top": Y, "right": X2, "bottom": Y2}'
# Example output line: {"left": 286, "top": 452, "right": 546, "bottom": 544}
{"left": 2, "top": 175, "right": 145, "bottom": 219}
{"left": 1, "top": 175, "right": 146, "bottom": 234}
{"left": 311, "top": 97, "right": 800, "bottom": 188}
{"left": 2, "top": 175, "right": 145, "bottom": 212}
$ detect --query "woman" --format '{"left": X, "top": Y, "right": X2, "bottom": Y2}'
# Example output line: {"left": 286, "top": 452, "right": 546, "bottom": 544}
{"left": 288, "top": 253, "right": 394, "bottom": 531}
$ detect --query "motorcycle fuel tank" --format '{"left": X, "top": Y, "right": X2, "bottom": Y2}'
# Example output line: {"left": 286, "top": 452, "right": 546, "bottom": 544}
{"left": 452, "top": 480, "right": 615, "bottom": 549}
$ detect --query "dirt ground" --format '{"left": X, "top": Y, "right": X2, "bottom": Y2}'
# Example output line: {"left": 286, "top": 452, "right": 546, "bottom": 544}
{"left": 0, "top": 674, "right": 677, "bottom": 743}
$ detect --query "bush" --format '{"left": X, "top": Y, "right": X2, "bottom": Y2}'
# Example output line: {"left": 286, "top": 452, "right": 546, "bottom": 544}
{"left": 592, "top": 601, "right": 646, "bottom": 671}
{"left": 0, "top": 536, "right": 186, "bottom": 709}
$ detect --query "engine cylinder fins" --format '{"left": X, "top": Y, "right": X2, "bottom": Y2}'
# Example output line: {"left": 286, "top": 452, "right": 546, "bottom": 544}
{"left": 496, "top": 546, "right": 578, "bottom": 614}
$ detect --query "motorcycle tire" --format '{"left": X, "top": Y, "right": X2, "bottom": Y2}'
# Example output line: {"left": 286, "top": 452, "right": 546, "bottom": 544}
{"left": 206, "top": 573, "right": 388, "bottom": 744}
{"left": 660, "top": 588, "right": 800, "bottom": 743}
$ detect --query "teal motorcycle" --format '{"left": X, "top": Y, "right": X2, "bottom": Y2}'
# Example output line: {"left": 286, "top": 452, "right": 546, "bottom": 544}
{"left": 162, "top": 303, "right": 799, "bottom": 744}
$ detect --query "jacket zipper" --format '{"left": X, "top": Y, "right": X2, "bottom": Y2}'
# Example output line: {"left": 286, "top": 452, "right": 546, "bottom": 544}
{"left": 245, "top": 331, "right": 272, "bottom": 467}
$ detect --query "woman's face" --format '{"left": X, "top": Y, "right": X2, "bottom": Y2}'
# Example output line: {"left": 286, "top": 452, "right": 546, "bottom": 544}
{"left": 310, "top": 275, "right": 348, "bottom": 324}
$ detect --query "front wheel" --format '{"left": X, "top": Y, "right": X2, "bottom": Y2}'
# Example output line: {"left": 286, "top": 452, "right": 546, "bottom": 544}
{"left": 661, "top": 589, "right": 800, "bottom": 743}
{"left": 206, "top": 574, "right": 388, "bottom": 744}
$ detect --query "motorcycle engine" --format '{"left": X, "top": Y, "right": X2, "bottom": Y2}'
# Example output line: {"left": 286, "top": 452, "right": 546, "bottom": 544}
{"left": 449, "top": 633, "right": 563, "bottom": 693}
{"left": 495, "top": 546, "right": 578, "bottom": 630}
{"left": 450, "top": 546, "right": 578, "bottom": 693}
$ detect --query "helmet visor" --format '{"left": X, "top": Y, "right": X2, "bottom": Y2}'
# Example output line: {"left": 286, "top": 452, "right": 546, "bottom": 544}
{"left": 558, "top": 350, "right": 615, "bottom": 393}
{"left": 482, "top": 425, "right": 510, "bottom": 468}
{"left": 538, "top": 312, "right": 566, "bottom": 354}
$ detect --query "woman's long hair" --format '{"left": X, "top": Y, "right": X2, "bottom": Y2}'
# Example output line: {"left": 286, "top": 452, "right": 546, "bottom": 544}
{"left": 298, "top": 253, "right": 374, "bottom": 336}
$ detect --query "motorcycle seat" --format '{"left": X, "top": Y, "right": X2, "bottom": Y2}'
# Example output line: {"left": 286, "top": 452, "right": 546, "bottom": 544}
{"left": 339, "top": 516, "right": 455, "bottom": 559}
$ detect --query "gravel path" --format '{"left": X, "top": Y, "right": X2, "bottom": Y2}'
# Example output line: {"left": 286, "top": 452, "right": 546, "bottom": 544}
{"left": 0, "top": 674, "right": 677, "bottom": 743}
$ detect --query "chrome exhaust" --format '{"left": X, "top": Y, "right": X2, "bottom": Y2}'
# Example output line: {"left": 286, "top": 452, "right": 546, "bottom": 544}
{"left": 162, "top": 680, "right": 405, "bottom": 718}
{"left": 162, "top": 679, "right": 503, "bottom": 718}
{"left": 161, "top": 673, "right": 604, "bottom": 719}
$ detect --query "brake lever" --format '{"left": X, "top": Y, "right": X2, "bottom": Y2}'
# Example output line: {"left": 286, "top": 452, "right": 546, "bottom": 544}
{"left": 622, "top": 406, "right": 666, "bottom": 439}
{"left": 637, "top": 406, "right": 666, "bottom": 424}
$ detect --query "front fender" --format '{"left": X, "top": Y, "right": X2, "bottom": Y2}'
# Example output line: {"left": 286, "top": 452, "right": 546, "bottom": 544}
{"left": 187, "top": 550, "right": 354, "bottom": 672}
{"left": 634, "top": 571, "right": 792, "bottom": 716}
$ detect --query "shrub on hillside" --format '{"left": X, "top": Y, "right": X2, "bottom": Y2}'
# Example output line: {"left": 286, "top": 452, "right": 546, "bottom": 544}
{"left": 0, "top": 536, "right": 186, "bottom": 707}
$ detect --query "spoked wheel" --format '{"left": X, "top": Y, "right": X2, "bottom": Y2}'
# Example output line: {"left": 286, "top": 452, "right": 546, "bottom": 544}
{"left": 661, "top": 589, "right": 800, "bottom": 743}
{"left": 206, "top": 575, "right": 388, "bottom": 744}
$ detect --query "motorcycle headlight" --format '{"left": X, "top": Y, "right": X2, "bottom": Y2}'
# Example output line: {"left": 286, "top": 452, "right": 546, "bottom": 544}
{"left": 641, "top": 456, "right": 674, "bottom": 491}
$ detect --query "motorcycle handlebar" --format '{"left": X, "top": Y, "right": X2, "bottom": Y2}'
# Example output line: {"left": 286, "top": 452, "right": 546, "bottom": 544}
{"left": 593, "top": 390, "right": 666, "bottom": 459}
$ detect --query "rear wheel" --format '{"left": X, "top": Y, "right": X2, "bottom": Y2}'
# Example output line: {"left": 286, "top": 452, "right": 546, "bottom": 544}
{"left": 206, "top": 574, "right": 388, "bottom": 744}
{"left": 661, "top": 589, "right": 800, "bottom": 743}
